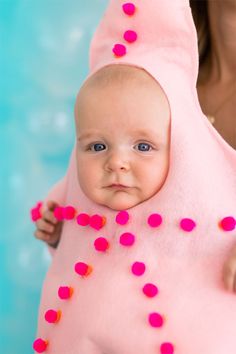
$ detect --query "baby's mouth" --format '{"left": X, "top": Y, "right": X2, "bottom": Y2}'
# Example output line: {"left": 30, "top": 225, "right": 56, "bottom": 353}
{"left": 107, "top": 184, "right": 130, "bottom": 188}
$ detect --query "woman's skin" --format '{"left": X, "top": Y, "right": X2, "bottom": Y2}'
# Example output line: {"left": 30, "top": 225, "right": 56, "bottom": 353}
{"left": 197, "top": 0, "right": 236, "bottom": 150}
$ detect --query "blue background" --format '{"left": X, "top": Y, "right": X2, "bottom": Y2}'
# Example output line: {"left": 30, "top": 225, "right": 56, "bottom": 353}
{"left": 0, "top": 1, "right": 107, "bottom": 353}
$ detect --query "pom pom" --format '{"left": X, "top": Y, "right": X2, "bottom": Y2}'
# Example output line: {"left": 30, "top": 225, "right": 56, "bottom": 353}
{"left": 160, "top": 342, "right": 174, "bottom": 354}
{"left": 122, "top": 2, "right": 136, "bottom": 16}
{"left": 74, "top": 262, "right": 93, "bottom": 277}
{"left": 30, "top": 202, "right": 42, "bottom": 222}
{"left": 94, "top": 237, "right": 110, "bottom": 252}
{"left": 33, "top": 338, "right": 48, "bottom": 353}
{"left": 76, "top": 213, "right": 90, "bottom": 226}
{"left": 148, "top": 213, "right": 163, "bottom": 228}
{"left": 44, "top": 309, "right": 61, "bottom": 323}
{"left": 64, "top": 206, "right": 76, "bottom": 220}
{"left": 142, "top": 283, "right": 158, "bottom": 298}
{"left": 180, "top": 218, "right": 196, "bottom": 232}
{"left": 54, "top": 206, "right": 64, "bottom": 221}
{"left": 112, "top": 44, "right": 127, "bottom": 57}
{"left": 148, "top": 312, "right": 164, "bottom": 328}
{"left": 123, "top": 30, "right": 137, "bottom": 43}
{"left": 58, "top": 286, "right": 73, "bottom": 300}
{"left": 219, "top": 216, "right": 236, "bottom": 231}
{"left": 116, "top": 210, "right": 129, "bottom": 225}
{"left": 131, "top": 261, "right": 146, "bottom": 276}
{"left": 90, "top": 214, "right": 106, "bottom": 230}
{"left": 119, "top": 232, "right": 135, "bottom": 246}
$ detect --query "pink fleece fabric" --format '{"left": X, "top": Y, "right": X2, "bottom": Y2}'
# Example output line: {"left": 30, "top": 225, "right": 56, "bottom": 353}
{"left": 35, "top": 1, "right": 236, "bottom": 353}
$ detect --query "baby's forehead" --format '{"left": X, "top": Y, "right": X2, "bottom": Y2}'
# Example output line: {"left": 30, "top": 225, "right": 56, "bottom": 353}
{"left": 78, "top": 64, "right": 165, "bottom": 99}
{"left": 74, "top": 65, "right": 170, "bottom": 131}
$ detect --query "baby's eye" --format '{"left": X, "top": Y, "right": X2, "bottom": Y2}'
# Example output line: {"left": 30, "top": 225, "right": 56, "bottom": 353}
{"left": 135, "top": 142, "right": 152, "bottom": 152}
{"left": 90, "top": 143, "right": 106, "bottom": 152}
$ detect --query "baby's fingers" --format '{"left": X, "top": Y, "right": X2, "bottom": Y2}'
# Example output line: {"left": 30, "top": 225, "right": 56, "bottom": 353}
{"left": 43, "top": 209, "right": 58, "bottom": 225}
{"left": 36, "top": 218, "right": 55, "bottom": 234}
{"left": 34, "top": 229, "right": 51, "bottom": 242}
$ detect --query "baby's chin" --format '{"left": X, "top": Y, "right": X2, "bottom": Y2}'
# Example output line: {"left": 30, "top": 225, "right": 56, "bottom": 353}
{"left": 96, "top": 191, "right": 143, "bottom": 211}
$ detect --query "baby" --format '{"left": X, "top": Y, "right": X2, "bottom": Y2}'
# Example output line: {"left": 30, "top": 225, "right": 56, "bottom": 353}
{"left": 34, "top": 64, "right": 170, "bottom": 241}
{"left": 32, "top": 1, "right": 236, "bottom": 353}
{"left": 34, "top": 64, "right": 236, "bottom": 294}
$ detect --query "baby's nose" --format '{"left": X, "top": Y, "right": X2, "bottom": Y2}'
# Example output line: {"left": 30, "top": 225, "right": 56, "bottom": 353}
{"left": 104, "top": 151, "right": 130, "bottom": 172}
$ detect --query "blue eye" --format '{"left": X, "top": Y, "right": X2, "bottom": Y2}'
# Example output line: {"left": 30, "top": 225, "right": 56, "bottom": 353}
{"left": 90, "top": 143, "right": 106, "bottom": 151}
{"left": 136, "top": 143, "right": 152, "bottom": 152}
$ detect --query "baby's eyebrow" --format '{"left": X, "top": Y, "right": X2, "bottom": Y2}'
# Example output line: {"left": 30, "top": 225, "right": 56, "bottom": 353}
{"left": 131, "top": 129, "right": 160, "bottom": 141}
{"left": 77, "top": 132, "right": 100, "bottom": 141}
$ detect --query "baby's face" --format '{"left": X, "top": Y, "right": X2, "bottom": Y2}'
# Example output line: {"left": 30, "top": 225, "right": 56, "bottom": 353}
{"left": 74, "top": 66, "right": 170, "bottom": 210}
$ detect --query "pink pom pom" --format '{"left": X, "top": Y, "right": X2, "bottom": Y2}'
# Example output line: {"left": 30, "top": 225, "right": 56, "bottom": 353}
{"left": 74, "top": 262, "right": 93, "bottom": 276}
{"left": 112, "top": 44, "right": 127, "bottom": 57}
{"left": 148, "top": 213, "right": 163, "bottom": 228}
{"left": 90, "top": 214, "right": 106, "bottom": 230}
{"left": 116, "top": 210, "right": 129, "bottom": 225}
{"left": 94, "top": 237, "right": 110, "bottom": 252}
{"left": 76, "top": 213, "right": 90, "bottom": 226}
{"left": 131, "top": 261, "right": 146, "bottom": 276}
{"left": 64, "top": 206, "right": 76, "bottom": 220}
{"left": 148, "top": 312, "right": 164, "bottom": 328}
{"left": 54, "top": 206, "right": 64, "bottom": 221}
{"left": 58, "top": 286, "right": 73, "bottom": 300}
{"left": 30, "top": 202, "right": 42, "bottom": 222}
{"left": 119, "top": 232, "right": 135, "bottom": 246}
{"left": 44, "top": 309, "right": 61, "bottom": 323}
{"left": 180, "top": 218, "right": 196, "bottom": 232}
{"left": 33, "top": 338, "right": 48, "bottom": 353}
{"left": 123, "top": 30, "right": 137, "bottom": 43}
{"left": 220, "top": 216, "right": 236, "bottom": 231}
{"left": 122, "top": 2, "right": 136, "bottom": 16}
{"left": 142, "top": 283, "right": 158, "bottom": 298}
{"left": 160, "top": 342, "right": 175, "bottom": 354}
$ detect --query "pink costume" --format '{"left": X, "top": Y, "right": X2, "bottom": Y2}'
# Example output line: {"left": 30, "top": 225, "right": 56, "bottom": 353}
{"left": 33, "top": 1, "right": 236, "bottom": 353}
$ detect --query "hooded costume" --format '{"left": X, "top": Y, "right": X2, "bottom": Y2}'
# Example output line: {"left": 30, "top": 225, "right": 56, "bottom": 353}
{"left": 32, "top": 1, "right": 236, "bottom": 353}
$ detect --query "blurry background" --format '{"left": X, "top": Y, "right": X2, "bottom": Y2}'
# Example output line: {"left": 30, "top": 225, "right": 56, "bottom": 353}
{"left": 0, "top": 1, "right": 107, "bottom": 352}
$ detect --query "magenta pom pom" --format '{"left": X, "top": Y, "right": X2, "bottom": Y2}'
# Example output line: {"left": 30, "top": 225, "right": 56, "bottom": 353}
{"left": 44, "top": 309, "right": 60, "bottom": 323}
{"left": 119, "top": 232, "right": 135, "bottom": 246}
{"left": 64, "top": 206, "right": 76, "bottom": 220}
{"left": 148, "top": 312, "right": 164, "bottom": 327}
{"left": 112, "top": 43, "right": 127, "bottom": 57}
{"left": 58, "top": 286, "right": 73, "bottom": 300}
{"left": 33, "top": 338, "right": 48, "bottom": 353}
{"left": 30, "top": 202, "right": 42, "bottom": 222}
{"left": 122, "top": 2, "right": 136, "bottom": 16}
{"left": 160, "top": 342, "right": 174, "bottom": 354}
{"left": 90, "top": 214, "right": 106, "bottom": 230}
{"left": 180, "top": 218, "right": 196, "bottom": 232}
{"left": 131, "top": 261, "right": 146, "bottom": 276}
{"left": 94, "top": 237, "right": 109, "bottom": 252}
{"left": 76, "top": 213, "right": 90, "bottom": 226}
{"left": 74, "top": 262, "right": 90, "bottom": 276}
{"left": 148, "top": 213, "right": 163, "bottom": 228}
{"left": 116, "top": 210, "right": 129, "bottom": 225}
{"left": 142, "top": 283, "right": 158, "bottom": 298}
{"left": 123, "top": 30, "right": 137, "bottom": 43}
{"left": 54, "top": 206, "right": 64, "bottom": 221}
{"left": 220, "top": 216, "right": 236, "bottom": 231}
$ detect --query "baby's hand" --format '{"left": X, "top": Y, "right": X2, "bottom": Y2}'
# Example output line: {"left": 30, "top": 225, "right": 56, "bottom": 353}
{"left": 34, "top": 200, "right": 63, "bottom": 248}
{"left": 222, "top": 246, "right": 236, "bottom": 293}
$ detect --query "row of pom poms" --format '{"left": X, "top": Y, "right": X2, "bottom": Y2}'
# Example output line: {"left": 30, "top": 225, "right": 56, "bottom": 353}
{"left": 31, "top": 201, "right": 236, "bottom": 232}
{"left": 131, "top": 262, "right": 174, "bottom": 354}
{"left": 112, "top": 2, "right": 138, "bottom": 58}
{"left": 33, "top": 260, "right": 174, "bottom": 354}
